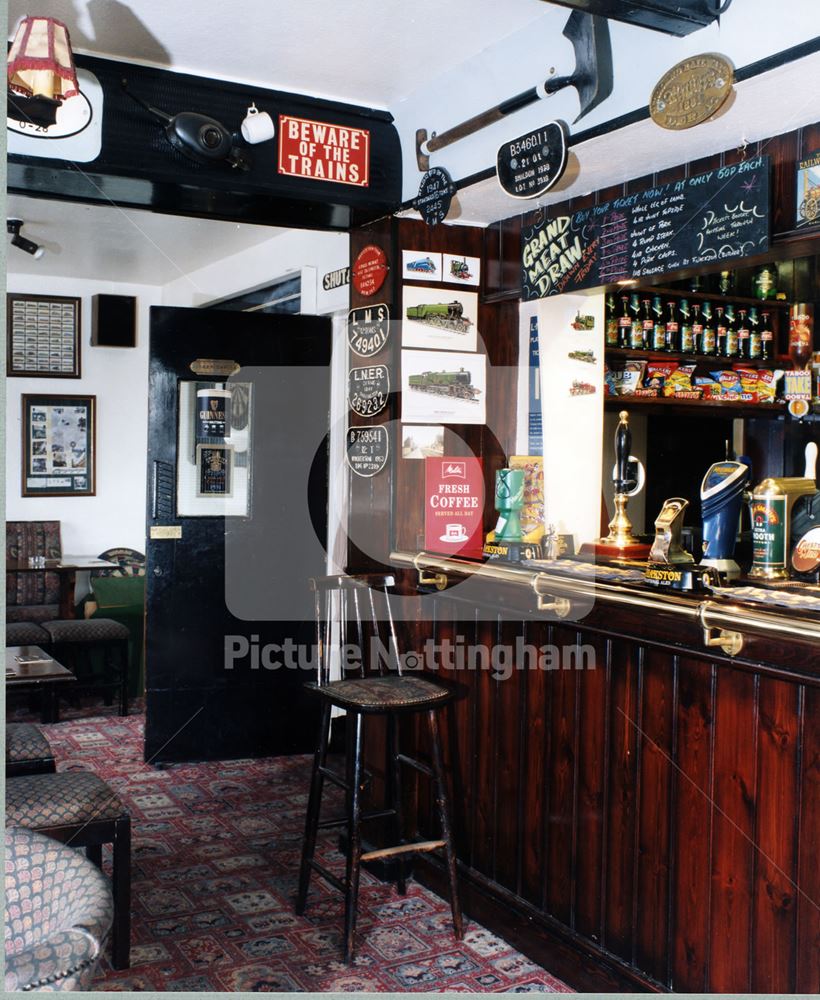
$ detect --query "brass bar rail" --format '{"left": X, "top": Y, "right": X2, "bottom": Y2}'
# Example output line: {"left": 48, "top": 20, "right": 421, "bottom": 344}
{"left": 390, "top": 549, "right": 820, "bottom": 647}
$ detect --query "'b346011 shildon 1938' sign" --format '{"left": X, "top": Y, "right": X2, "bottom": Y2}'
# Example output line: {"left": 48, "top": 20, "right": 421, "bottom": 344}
{"left": 278, "top": 114, "right": 370, "bottom": 186}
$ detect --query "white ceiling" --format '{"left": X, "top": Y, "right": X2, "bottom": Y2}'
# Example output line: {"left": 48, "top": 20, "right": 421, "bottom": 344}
{"left": 6, "top": 2, "right": 820, "bottom": 280}
{"left": 7, "top": 0, "right": 550, "bottom": 107}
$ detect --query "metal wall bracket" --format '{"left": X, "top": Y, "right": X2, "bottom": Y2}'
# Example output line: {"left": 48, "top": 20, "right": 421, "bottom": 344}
{"left": 415, "top": 129, "right": 430, "bottom": 172}
{"left": 702, "top": 625, "right": 743, "bottom": 657}
{"left": 535, "top": 593, "right": 572, "bottom": 618}
{"left": 418, "top": 569, "right": 447, "bottom": 591}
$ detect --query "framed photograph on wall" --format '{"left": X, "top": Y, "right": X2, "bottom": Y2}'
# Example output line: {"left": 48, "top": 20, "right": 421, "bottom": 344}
{"left": 21, "top": 394, "right": 95, "bottom": 497}
{"left": 196, "top": 443, "right": 234, "bottom": 498}
{"left": 7, "top": 294, "right": 81, "bottom": 378}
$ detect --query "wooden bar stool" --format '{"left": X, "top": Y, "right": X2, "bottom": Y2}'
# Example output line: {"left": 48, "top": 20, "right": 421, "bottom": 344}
{"left": 295, "top": 573, "right": 462, "bottom": 962}
{"left": 41, "top": 618, "right": 130, "bottom": 716}
{"left": 6, "top": 723, "right": 56, "bottom": 777}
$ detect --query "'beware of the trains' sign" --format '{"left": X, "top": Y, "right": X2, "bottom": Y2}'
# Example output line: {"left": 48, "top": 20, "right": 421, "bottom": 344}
{"left": 278, "top": 115, "right": 370, "bottom": 186}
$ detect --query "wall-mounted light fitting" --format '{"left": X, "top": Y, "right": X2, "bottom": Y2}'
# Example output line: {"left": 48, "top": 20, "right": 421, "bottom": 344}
{"left": 7, "top": 219, "right": 45, "bottom": 259}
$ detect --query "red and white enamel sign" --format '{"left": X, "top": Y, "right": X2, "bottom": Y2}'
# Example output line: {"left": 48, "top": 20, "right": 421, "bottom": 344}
{"left": 352, "top": 245, "right": 389, "bottom": 297}
{"left": 278, "top": 114, "right": 369, "bottom": 186}
{"left": 425, "top": 457, "right": 484, "bottom": 560}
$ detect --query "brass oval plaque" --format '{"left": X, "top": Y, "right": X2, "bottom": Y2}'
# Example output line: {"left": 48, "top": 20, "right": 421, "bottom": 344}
{"left": 650, "top": 53, "right": 735, "bottom": 131}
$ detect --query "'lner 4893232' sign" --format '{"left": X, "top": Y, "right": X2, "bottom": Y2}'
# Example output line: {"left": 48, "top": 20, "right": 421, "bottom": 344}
{"left": 349, "top": 364, "right": 390, "bottom": 417}
{"left": 348, "top": 304, "right": 390, "bottom": 357}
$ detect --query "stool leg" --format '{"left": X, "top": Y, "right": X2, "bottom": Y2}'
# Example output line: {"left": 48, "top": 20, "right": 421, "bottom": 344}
{"left": 86, "top": 844, "right": 103, "bottom": 868}
{"left": 117, "top": 639, "right": 129, "bottom": 717}
{"left": 111, "top": 815, "right": 131, "bottom": 969}
{"left": 343, "top": 711, "right": 364, "bottom": 962}
{"left": 296, "top": 701, "right": 332, "bottom": 915}
{"left": 428, "top": 709, "right": 463, "bottom": 940}
{"left": 387, "top": 713, "right": 407, "bottom": 895}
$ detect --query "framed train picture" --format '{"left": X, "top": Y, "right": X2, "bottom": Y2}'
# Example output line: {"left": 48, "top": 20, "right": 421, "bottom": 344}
{"left": 21, "top": 393, "right": 95, "bottom": 497}
{"left": 401, "top": 349, "right": 486, "bottom": 425}
{"left": 402, "top": 285, "right": 478, "bottom": 352}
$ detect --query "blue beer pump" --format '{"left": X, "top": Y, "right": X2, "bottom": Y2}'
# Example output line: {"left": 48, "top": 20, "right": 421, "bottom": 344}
{"left": 699, "top": 459, "right": 750, "bottom": 579}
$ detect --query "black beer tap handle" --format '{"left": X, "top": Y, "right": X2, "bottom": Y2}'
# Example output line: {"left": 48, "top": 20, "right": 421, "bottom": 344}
{"left": 615, "top": 410, "right": 633, "bottom": 494}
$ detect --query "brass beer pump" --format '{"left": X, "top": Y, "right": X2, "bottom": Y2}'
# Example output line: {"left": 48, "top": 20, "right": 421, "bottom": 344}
{"left": 604, "top": 410, "right": 643, "bottom": 549}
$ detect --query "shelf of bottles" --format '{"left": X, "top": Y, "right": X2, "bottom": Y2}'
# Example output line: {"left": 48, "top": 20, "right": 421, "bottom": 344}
{"left": 602, "top": 264, "right": 801, "bottom": 416}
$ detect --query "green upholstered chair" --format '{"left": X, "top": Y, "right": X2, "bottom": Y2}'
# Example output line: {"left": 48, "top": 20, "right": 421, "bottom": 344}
{"left": 89, "top": 575, "right": 145, "bottom": 698}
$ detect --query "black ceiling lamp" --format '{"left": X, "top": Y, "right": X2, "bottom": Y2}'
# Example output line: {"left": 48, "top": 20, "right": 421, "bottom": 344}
{"left": 7, "top": 219, "right": 45, "bottom": 259}
{"left": 541, "top": 0, "right": 733, "bottom": 36}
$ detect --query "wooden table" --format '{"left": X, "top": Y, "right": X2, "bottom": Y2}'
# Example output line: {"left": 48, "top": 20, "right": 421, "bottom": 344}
{"left": 6, "top": 645, "right": 76, "bottom": 723}
{"left": 6, "top": 556, "right": 117, "bottom": 619}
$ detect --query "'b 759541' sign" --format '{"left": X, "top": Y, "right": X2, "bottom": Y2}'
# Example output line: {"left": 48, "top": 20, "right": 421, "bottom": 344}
{"left": 278, "top": 115, "right": 370, "bottom": 186}
{"left": 346, "top": 425, "right": 389, "bottom": 477}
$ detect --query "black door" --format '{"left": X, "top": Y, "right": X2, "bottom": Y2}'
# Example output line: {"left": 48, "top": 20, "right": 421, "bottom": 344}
{"left": 144, "top": 306, "right": 332, "bottom": 763}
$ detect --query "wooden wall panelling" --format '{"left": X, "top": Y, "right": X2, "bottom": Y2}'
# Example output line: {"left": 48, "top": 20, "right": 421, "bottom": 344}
{"left": 751, "top": 677, "right": 802, "bottom": 993}
{"left": 572, "top": 631, "right": 609, "bottom": 944}
{"left": 795, "top": 685, "right": 820, "bottom": 994}
{"left": 670, "top": 657, "right": 714, "bottom": 992}
{"left": 472, "top": 615, "right": 499, "bottom": 877}
{"left": 493, "top": 616, "right": 524, "bottom": 894}
{"left": 519, "top": 618, "right": 550, "bottom": 909}
{"left": 634, "top": 645, "right": 675, "bottom": 984}
{"left": 603, "top": 637, "right": 641, "bottom": 965}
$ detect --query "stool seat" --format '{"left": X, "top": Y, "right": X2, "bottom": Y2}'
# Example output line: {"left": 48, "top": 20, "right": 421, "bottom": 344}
{"left": 6, "top": 621, "right": 51, "bottom": 646}
{"left": 6, "top": 771, "right": 126, "bottom": 829}
{"left": 6, "top": 723, "right": 55, "bottom": 777}
{"left": 41, "top": 618, "right": 130, "bottom": 643}
{"left": 308, "top": 675, "right": 453, "bottom": 712}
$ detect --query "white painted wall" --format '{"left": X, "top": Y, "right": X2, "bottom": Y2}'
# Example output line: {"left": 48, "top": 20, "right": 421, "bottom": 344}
{"left": 5, "top": 275, "right": 158, "bottom": 555}
{"left": 5, "top": 229, "right": 350, "bottom": 571}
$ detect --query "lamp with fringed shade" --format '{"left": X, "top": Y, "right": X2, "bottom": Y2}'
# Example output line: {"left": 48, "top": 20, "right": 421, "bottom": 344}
{"left": 7, "top": 16, "right": 79, "bottom": 102}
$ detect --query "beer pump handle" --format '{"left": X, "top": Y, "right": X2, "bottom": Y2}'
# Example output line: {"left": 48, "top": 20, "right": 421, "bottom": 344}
{"left": 615, "top": 410, "right": 632, "bottom": 493}
{"left": 805, "top": 442, "right": 818, "bottom": 482}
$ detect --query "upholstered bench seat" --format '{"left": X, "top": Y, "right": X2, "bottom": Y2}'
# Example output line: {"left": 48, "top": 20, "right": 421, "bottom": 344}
{"left": 6, "top": 771, "right": 125, "bottom": 829}
{"left": 41, "top": 618, "right": 130, "bottom": 644}
{"left": 6, "top": 771, "right": 131, "bottom": 969}
{"left": 6, "top": 723, "right": 56, "bottom": 777}
{"left": 5, "top": 826, "right": 113, "bottom": 992}
{"left": 6, "top": 621, "right": 51, "bottom": 647}
{"left": 41, "top": 619, "right": 130, "bottom": 717}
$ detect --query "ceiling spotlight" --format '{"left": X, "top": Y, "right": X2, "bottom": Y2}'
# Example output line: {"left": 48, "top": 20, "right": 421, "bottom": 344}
{"left": 7, "top": 219, "right": 45, "bottom": 259}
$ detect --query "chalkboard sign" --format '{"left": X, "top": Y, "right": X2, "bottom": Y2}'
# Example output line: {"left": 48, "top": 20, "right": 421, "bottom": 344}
{"left": 522, "top": 155, "right": 770, "bottom": 299}
{"left": 497, "top": 121, "right": 567, "bottom": 200}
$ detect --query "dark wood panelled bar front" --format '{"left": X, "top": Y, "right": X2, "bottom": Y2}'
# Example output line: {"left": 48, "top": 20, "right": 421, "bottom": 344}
{"left": 347, "top": 122, "right": 820, "bottom": 992}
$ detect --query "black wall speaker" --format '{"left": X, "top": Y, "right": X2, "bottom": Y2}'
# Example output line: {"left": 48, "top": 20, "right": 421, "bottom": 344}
{"left": 91, "top": 294, "right": 137, "bottom": 348}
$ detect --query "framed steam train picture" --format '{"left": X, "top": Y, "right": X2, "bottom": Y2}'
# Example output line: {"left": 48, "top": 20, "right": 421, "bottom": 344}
{"left": 402, "top": 285, "right": 478, "bottom": 352}
{"left": 401, "top": 349, "right": 486, "bottom": 425}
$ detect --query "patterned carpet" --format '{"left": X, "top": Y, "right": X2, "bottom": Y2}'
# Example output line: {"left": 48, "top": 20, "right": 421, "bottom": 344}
{"left": 26, "top": 710, "right": 572, "bottom": 993}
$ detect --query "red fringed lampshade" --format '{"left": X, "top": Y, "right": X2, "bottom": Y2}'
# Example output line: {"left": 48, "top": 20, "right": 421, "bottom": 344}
{"left": 7, "top": 16, "right": 79, "bottom": 101}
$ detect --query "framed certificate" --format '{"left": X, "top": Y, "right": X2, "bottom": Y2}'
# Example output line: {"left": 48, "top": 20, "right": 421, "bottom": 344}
{"left": 196, "top": 443, "right": 234, "bottom": 497}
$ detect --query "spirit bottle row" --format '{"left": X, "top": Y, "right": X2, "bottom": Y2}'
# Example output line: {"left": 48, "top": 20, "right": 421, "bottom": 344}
{"left": 606, "top": 292, "right": 774, "bottom": 361}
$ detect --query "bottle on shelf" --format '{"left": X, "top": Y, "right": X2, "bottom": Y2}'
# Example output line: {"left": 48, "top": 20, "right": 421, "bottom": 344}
{"left": 715, "top": 304, "right": 728, "bottom": 357}
{"left": 641, "top": 298, "right": 654, "bottom": 351}
{"left": 789, "top": 303, "right": 814, "bottom": 370}
{"left": 736, "top": 308, "right": 750, "bottom": 360}
{"left": 724, "top": 303, "right": 739, "bottom": 358}
{"left": 760, "top": 310, "right": 774, "bottom": 361}
{"left": 691, "top": 302, "right": 703, "bottom": 354}
{"left": 651, "top": 294, "right": 665, "bottom": 351}
{"left": 701, "top": 301, "right": 717, "bottom": 356}
{"left": 664, "top": 300, "right": 680, "bottom": 353}
{"left": 753, "top": 263, "right": 778, "bottom": 301}
{"left": 679, "top": 298, "right": 695, "bottom": 354}
{"left": 605, "top": 294, "right": 619, "bottom": 347}
{"left": 629, "top": 293, "right": 644, "bottom": 350}
{"left": 689, "top": 274, "right": 704, "bottom": 294}
{"left": 617, "top": 294, "right": 631, "bottom": 349}
{"left": 718, "top": 269, "right": 734, "bottom": 295}
{"left": 748, "top": 306, "right": 762, "bottom": 360}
